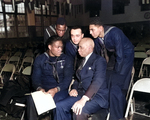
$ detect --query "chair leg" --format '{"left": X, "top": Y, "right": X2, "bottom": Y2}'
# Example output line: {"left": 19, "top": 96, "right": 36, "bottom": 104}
{"left": 106, "top": 112, "right": 110, "bottom": 120}
{"left": 21, "top": 111, "right": 25, "bottom": 120}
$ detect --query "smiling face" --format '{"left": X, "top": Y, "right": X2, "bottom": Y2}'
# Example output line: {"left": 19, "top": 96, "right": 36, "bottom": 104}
{"left": 71, "top": 28, "right": 84, "bottom": 45}
{"left": 48, "top": 40, "right": 63, "bottom": 57}
{"left": 89, "top": 24, "right": 104, "bottom": 38}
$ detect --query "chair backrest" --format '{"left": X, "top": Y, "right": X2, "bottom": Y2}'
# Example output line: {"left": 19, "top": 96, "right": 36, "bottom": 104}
{"left": 133, "top": 78, "right": 150, "bottom": 93}
{"left": 14, "top": 51, "right": 22, "bottom": 57}
{"left": 22, "top": 57, "right": 34, "bottom": 64}
{"left": 19, "top": 57, "right": 34, "bottom": 72}
{"left": 0, "top": 63, "right": 16, "bottom": 82}
{"left": 24, "top": 52, "right": 34, "bottom": 58}
{"left": 0, "top": 55, "right": 9, "bottom": 61}
{"left": 22, "top": 66, "right": 32, "bottom": 75}
{"left": 125, "top": 78, "right": 150, "bottom": 118}
{"left": 146, "top": 49, "right": 150, "bottom": 55}
{"left": 9, "top": 56, "right": 20, "bottom": 62}
{"left": 142, "top": 57, "right": 150, "bottom": 65}
{"left": 2, "top": 64, "right": 16, "bottom": 73}
{"left": 138, "top": 57, "right": 150, "bottom": 78}
{"left": 134, "top": 47, "right": 146, "bottom": 52}
{"left": 0, "top": 55, "right": 9, "bottom": 68}
{"left": 134, "top": 52, "right": 147, "bottom": 58}
{"left": 26, "top": 49, "right": 33, "bottom": 53}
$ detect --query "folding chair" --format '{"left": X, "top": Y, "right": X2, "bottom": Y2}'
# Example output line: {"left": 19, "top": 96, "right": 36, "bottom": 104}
{"left": 26, "top": 49, "right": 33, "bottom": 53}
{"left": 3, "top": 51, "right": 11, "bottom": 57}
{"left": 23, "top": 51, "right": 34, "bottom": 58}
{"left": 11, "top": 66, "right": 32, "bottom": 120}
{"left": 14, "top": 51, "right": 22, "bottom": 58}
{"left": 138, "top": 57, "right": 150, "bottom": 78}
{"left": 146, "top": 50, "right": 150, "bottom": 56}
{"left": 105, "top": 67, "right": 135, "bottom": 120}
{"left": 8, "top": 56, "right": 20, "bottom": 71}
{"left": 0, "top": 64, "right": 16, "bottom": 89}
{"left": 126, "top": 66, "right": 135, "bottom": 100}
{"left": 0, "top": 55, "right": 9, "bottom": 70}
{"left": 134, "top": 52, "right": 147, "bottom": 73}
{"left": 125, "top": 78, "right": 150, "bottom": 119}
{"left": 134, "top": 47, "right": 146, "bottom": 52}
{"left": 22, "top": 66, "right": 32, "bottom": 76}
{"left": 19, "top": 57, "right": 34, "bottom": 73}
{"left": 134, "top": 52, "right": 147, "bottom": 59}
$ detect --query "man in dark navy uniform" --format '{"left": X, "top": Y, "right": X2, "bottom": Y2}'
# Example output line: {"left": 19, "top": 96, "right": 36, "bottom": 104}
{"left": 44, "top": 17, "right": 70, "bottom": 51}
{"left": 25, "top": 36, "right": 74, "bottom": 120}
{"left": 65, "top": 26, "right": 84, "bottom": 72}
{"left": 89, "top": 17, "right": 134, "bottom": 120}
{"left": 65, "top": 26, "right": 84, "bottom": 59}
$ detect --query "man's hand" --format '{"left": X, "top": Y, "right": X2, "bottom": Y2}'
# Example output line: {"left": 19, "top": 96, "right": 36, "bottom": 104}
{"left": 71, "top": 96, "right": 88, "bottom": 115}
{"left": 69, "top": 89, "right": 78, "bottom": 97}
{"left": 46, "top": 87, "right": 58, "bottom": 97}
{"left": 38, "top": 88, "right": 45, "bottom": 93}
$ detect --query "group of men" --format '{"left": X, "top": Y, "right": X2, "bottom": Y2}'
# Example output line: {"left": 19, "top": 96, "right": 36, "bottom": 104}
{"left": 25, "top": 17, "right": 134, "bottom": 120}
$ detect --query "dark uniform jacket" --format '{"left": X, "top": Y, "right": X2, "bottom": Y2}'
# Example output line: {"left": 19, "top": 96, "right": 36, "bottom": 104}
{"left": 32, "top": 52, "right": 74, "bottom": 91}
{"left": 44, "top": 24, "right": 70, "bottom": 45}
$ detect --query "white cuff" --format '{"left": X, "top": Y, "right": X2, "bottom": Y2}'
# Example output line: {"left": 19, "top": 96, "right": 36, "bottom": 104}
{"left": 82, "top": 95, "right": 90, "bottom": 101}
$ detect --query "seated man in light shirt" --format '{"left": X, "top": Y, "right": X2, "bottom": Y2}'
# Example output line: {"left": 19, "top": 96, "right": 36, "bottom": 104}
{"left": 53, "top": 37, "right": 109, "bottom": 120}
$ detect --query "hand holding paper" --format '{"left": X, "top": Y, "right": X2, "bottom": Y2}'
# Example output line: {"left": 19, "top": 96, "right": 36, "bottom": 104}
{"left": 31, "top": 91, "right": 56, "bottom": 115}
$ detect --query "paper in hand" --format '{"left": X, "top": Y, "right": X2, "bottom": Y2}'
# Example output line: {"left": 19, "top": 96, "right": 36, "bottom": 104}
{"left": 31, "top": 91, "right": 56, "bottom": 115}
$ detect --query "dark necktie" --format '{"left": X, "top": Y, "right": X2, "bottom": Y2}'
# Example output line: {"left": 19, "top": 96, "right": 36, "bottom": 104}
{"left": 99, "top": 38, "right": 109, "bottom": 63}
{"left": 76, "top": 57, "right": 85, "bottom": 80}
{"left": 48, "top": 59, "right": 59, "bottom": 83}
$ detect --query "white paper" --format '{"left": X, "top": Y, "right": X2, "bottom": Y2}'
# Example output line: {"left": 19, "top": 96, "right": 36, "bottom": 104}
{"left": 31, "top": 91, "right": 56, "bottom": 115}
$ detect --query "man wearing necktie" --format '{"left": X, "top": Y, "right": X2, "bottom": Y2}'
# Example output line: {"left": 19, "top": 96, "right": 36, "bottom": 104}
{"left": 25, "top": 36, "right": 74, "bottom": 120}
{"left": 89, "top": 17, "right": 134, "bottom": 120}
{"left": 54, "top": 37, "right": 108, "bottom": 120}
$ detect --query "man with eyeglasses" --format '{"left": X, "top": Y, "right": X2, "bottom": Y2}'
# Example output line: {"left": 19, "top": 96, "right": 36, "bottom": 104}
{"left": 44, "top": 17, "right": 70, "bottom": 50}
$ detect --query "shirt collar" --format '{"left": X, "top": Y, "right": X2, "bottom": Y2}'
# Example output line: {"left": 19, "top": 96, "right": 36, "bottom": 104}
{"left": 83, "top": 52, "right": 93, "bottom": 67}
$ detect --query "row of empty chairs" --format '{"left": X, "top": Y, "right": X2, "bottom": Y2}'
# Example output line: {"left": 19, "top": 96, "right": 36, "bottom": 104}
{"left": 0, "top": 47, "right": 38, "bottom": 90}
{"left": 0, "top": 63, "right": 32, "bottom": 89}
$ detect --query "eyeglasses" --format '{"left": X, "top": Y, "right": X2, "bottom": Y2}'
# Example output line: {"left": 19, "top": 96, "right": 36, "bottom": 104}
{"left": 56, "top": 28, "right": 66, "bottom": 32}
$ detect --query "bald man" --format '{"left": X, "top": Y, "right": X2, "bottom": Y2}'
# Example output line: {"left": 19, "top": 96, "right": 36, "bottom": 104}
{"left": 54, "top": 38, "right": 109, "bottom": 120}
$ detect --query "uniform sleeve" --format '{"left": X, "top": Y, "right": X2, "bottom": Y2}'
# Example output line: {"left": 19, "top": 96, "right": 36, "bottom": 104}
{"left": 44, "top": 28, "right": 50, "bottom": 45}
{"left": 32, "top": 56, "right": 43, "bottom": 90}
{"left": 112, "top": 29, "right": 124, "bottom": 73}
{"left": 85, "top": 57, "right": 107, "bottom": 99}
{"left": 65, "top": 42, "right": 76, "bottom": 60}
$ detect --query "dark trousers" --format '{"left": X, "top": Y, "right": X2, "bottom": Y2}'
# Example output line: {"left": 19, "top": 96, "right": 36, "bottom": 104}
{"left": 107, "top": 67, "right": 132, "bottom": 120}
{"left": 54, "top": 95, "right": 102, "bottom": 120}
{"left": 25, "top": 90, "right": 69, "bottom": 120}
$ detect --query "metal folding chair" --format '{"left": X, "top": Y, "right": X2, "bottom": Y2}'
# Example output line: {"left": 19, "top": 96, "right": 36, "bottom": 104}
{"left": 125, "top": 78, "right": 150, "bottom": 119}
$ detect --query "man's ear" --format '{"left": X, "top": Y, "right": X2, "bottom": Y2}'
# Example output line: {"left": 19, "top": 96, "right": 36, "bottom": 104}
{"left": 99, "top": 26, "right": 103, "bottom": 31}
{"left": 48, "top": 45, "right": 51, "bottom": 50}
{"left": 82, "top": 33, "right": 84, "bottom": 38}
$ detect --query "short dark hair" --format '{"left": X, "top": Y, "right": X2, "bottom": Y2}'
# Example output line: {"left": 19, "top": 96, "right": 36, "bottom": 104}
{"left": 46, "top": 35, "right": 63, "bottom": 49}
{"left": 56, "top": 17, "right": 66, "bottom": 25}
{"left": 89, "top": 17, "right": 103, "bottom": 26}
{"left": 71, "top": 25, "right": 83, "bottom": 33}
